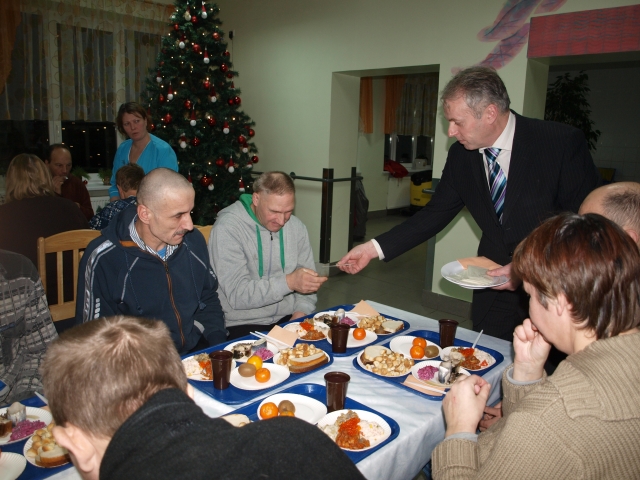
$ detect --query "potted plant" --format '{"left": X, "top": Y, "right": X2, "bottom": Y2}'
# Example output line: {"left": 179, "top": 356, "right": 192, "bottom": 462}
{"left": 545, "top": 71, "right": 601, "bottom": 152}
{"left": 71, "top": 166, "right": 90, "bottom": 184}
{"left": 98, "top": 168, "right": 112, "bottom": 186}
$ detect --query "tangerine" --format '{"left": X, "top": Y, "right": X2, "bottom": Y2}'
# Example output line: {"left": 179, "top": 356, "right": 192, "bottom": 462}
{"left": 353, "top": 328, "right": 366, "bottom": 340}
{"left": 246, "top": 355, "right": 263, "bottom": 370}
{"left": 410, "top": 345, "right": 425, "bottom": 359}
{"left": 412, "top": 337, "right": 427, "bottom": 349}
{"left": 255, "top": 367, "right": 271, "bottom": 383}
{"left": 259, "top": 402, "right": 279, "bottom": 419}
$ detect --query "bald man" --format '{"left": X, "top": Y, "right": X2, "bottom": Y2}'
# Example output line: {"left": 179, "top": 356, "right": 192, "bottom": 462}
{"left": 76, "top": 169, "right": 226, "bottom": 353}
{"left": 579, "top": 182, "right": 640, "bottom": 246}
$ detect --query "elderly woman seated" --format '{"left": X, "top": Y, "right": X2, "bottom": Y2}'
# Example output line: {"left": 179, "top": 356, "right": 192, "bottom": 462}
{"left": 432, "top": 213, "right": 640, "bottom": 479}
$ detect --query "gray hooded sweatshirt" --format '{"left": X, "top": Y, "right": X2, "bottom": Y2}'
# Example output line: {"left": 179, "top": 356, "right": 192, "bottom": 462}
{"left": 208, "top": 194, "right": 317, "bottom": 327}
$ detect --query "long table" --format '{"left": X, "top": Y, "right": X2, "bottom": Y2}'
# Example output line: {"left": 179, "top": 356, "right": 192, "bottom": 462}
{"left": 29, "top": 301, "right": 514, "bottom": 480}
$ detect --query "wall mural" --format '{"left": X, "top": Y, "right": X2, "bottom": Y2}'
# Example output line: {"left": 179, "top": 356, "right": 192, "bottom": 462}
{"left": 454, "top": 0, "right": 567, "bottom": 73}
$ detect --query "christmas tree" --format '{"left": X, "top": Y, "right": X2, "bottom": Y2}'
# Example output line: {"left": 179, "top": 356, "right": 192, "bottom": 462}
{"left": 144, "top": 1, "right": 258, "bottom": 225}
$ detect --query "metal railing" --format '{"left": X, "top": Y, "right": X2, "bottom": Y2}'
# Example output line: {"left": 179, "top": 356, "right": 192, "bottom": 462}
{"left": 290, "top": 167, "right": 362, "bottom": 263}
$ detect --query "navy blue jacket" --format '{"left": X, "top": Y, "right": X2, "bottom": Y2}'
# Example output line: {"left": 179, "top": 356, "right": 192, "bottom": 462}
{"left": 76, "top": 206, "right": 226, "bottom": 353}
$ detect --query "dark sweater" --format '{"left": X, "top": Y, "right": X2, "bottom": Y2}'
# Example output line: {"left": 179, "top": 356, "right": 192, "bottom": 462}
{"left": 101, "top": 388, "right": 366, "bottom": 480}
{"left": 59, "top": 174, "right": 94, "bottom": 220}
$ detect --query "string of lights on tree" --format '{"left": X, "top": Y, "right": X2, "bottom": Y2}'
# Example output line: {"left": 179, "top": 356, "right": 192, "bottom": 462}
{"left": 144, "top": 1, "right": 258, "bottom": 224}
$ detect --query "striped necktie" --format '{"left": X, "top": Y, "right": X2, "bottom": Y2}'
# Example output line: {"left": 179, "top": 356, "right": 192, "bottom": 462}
{"left": 485, "top": 147, "right": 506, "bottom": 223}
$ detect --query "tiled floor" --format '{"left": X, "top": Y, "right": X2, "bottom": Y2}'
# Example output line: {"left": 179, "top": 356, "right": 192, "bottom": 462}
{"left": 316, "top": 213, "right": 473, "bottom": 331}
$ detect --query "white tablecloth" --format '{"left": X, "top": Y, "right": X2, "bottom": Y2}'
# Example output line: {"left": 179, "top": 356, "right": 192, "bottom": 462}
{"left": 46, "top": 301, "right": 514, "bottom": 480}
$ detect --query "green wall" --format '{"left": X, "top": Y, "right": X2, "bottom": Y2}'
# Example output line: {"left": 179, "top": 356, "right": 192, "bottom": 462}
{"left": 216, "top": 0, "right": 637, "bottom": 302}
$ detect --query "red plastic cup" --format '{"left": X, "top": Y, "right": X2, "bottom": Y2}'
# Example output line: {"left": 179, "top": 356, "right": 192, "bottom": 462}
{"left": 209, "top": 350, "right": 233, "bottom": 389}
{"left": 324, "top": 371, "right": 350, "bottom": 412}
{"left": 438, "top": 319, "right": 459, "bottom": 348}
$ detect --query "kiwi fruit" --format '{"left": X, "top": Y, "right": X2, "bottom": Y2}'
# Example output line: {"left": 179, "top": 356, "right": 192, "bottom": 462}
{"left": 278, "top": 400, "right": 296, "bottom": 414}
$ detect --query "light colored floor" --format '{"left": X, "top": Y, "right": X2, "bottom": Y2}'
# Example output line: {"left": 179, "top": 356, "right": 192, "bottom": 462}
{"left": 316, "top": 213, "right": 473, "bottom": 331}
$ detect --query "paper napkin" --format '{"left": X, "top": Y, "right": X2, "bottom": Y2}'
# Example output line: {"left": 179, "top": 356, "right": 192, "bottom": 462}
{"left": 350, "top": 300, "right": 380, "bottom": 317}
{"left": 457, "top": 256, "right": 501, "bottom": 270}
{"left": 267, "top": 325, "right": 298, "bottom": 348}
{"left": 402, "top": 375, "right": 445, "bottom": 397}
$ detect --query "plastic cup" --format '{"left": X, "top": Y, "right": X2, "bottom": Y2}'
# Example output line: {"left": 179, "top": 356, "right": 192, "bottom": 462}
{"left": 438, "top": 319, "right": 459, "bottom": 348}
{"left": 209, "top": 350, "right": 233, "bottom": 389}
{"left": 314, "top": 262, "right": 330, "bottom": 277}
{"left": 330, "top": 324, "right": 350, "bottom": 353}
{"left": 324, "top": 372, "right": 350, "bottom": 412}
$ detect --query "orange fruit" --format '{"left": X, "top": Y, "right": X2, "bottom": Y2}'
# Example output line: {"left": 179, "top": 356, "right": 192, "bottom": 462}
{"left": 410, "top": 345, "right": 425, "bottom": 359}
{"left": 353, "top": 328, "right": 366, "bottom": 340}
{"left": 255, "top": 367, "right": 271, "bottom": 383}
{"left": 260, "top": 402, "right": 279, "bottom": 419}
{"left": 412, "top": 337, "right": 427, "bottom": 349}
{"left": 246, "top": 355, "right": 263, "bottom": 370}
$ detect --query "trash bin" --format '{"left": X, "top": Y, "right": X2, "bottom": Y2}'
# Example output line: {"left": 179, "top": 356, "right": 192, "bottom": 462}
{"left": 410, "top": 169, "right": 432, "bottom": 213}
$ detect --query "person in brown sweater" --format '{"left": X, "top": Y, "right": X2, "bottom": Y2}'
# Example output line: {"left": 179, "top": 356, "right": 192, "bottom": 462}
{"left": 45, "top": 144, "right": 94, "bottom": 220}
{"left": 432, "top": 213, "right": 640, "bottom": 480}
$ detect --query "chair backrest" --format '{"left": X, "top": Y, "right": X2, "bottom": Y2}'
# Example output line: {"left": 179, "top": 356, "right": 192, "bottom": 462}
{"left": 195, "top": 225, "right": 213, "bottom": 244}
{"left": 37, "top": 229, "right": 101, "bottom": 321}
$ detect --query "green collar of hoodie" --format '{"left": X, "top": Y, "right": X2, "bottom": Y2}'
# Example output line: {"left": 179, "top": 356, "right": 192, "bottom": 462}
{"left": 239, "top": 194, "right": 285, "bottom": 278}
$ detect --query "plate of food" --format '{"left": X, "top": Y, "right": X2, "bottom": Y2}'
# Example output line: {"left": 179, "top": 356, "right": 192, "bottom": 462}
{"left": 441, "top": 261, "right": 508, "bottom": 289}
{"left": 257, "top": 393, "right": 327, "bottom": 424}
{"left": 389, "top": 335, "right": 442, "bottom": 361}
{"left": 0, "top": 404, "right": 52, "bottom": 445}
{"left": 411, "top": 360, "right": 470, "bottom": 389}
{"left": 326, "top": 328, "right": 377, "bottom": 349}
{"left": 441, "top": 346, "right": 496, "bottom": 371}
{"left": 273, "top": 343, "right": 329, "bottom": 373}
{"left": 182, "top": 353, "right": 237, "bottom": 381}
{"left": 357, "top": 316, "right": 404, "bottom": 335}
{"left": 23, "top": 422, "right": 71, "bottom": 468}
{"left": 318, "top": 409, "right": 391, "bottom": 451}
{"left": 0, "top": 451, "right": 27, "bottom": 479}
{"left": 356, "top": 345, "right": 414, "bottom": 377}
{"left": 223, "top": 339, "right": 278, "bottom": 363}
{"left": 229, "top": 363, "right": 290, "bottom": 390}
{"left": 313, "top": 310, "right": 357, "bottom": 327}
{"left": 282, "top": 319, "right": 330, "bottom": 341}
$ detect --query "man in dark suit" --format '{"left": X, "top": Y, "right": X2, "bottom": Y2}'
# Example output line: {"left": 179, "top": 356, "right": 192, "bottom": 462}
{"left": 339, "top": 66, "right": 601, "bottom": 341}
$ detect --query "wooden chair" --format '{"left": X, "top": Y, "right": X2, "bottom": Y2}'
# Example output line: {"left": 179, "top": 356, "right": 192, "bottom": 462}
{"left": 195, "top": 225, "right": 213, "bottom": 244}
{"left": 37, "top": 229, "right": 101, "bottom": 321}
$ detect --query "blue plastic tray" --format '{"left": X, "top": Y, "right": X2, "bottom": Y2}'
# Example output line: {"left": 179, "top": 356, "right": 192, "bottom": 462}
{"left": 353, "top": 329, "right": 505, "bottom": 401}
{"left": 0, "top": 396, "right": 73, "bottom": 480}
{"left": 227, "top": 382, "right": 400, "bottom": 464}
{"left": 184, "top": 336, "right": 334, "bottom": 405}
{"left": 294, "top": 304, "right": 410, "bottom": 357}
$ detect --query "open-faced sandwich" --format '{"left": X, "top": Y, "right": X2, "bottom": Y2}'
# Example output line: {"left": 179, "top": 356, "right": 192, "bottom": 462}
{"left": 26, "top": 422, "right": 70, "bottom": 468}
{"left": 275, "top": 343, "right": 329, "bottom": 373}
{"left": 357, "top": 316, "right": 404, "bottom": 335}
{"left": 360, "top": 345, "right": 413, "bottom": 376}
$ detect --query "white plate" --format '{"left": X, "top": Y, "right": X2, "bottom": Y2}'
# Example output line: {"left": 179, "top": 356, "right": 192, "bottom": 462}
{"left": 0, "top": 452, "right": 27, "bottom": 480}
{"left": 441, "top": 260, "right": 508, "bottom": 289}
{"left": 23, "top": 437, "right": 71, "bottom": 468}
{"left": 356, "top": 348, "right": 412, "bottom": 377}
{"left": 223, "top": 340, "right": 278, "bottom": 363}
{"left": 257, "top": 393, "right": 327, "bottom": 424}
{"left": 410, "top": 360, "right": 470, "bottom": 389}
{"left": 0, "top": 407, "right": 52, "bottom": 445}
{"left": 229, "top": 363, "right": 290, "bottom": 390}
{"left": 283, "top": 322, "right": 329, "bottom": 341}
{"left": 326, "top": 328, "right": 377, "bottom": 348}
{"left": 182, "top": 355, "right": 236, "bottom": 381}
{"left": 440, "top": 346, "right": 496, "bottom": 371}
{"left": 272, "top": 351, "right": 329, "bottom": 371}
{"left": 389, "top": 335, "right": 442, "bottom": 360}
{"left": 313, "top": 310, "right": 358, "bottom": 327}
{"left": 317, "top": 409, "right": 391, "bottom": 451}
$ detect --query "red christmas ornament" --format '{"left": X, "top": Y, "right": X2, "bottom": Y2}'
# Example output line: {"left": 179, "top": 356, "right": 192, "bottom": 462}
{"left": 163, "top": 113, "right": 172, "bottom": 124}
{"left": 212, "top": 32, "right": 220, "bottom": 41}
{"left": 215, "top": 158, "right": 224, "bottom": 167}
{"left": 234, "top": 96, "right": 241, "bottom": 105}
{"left": 237, "top": 135, "right": 246, "bottom": 144}
{"left": 220, "top": 63, "right": 228, "bottom": 73}
{"left": 203, "top": 79, "right": 211, "bottom": 90}
{"left": 201, "top": 3, "right": 208, "bottom": 19}
{"left": 227, "top": 98, "right": 234, "bottom": 106}
{"left": 160, "top": 61, "right": 165, "bottom": 67}
{"left": 251, "top": 155, "right": 259, "bottom": 164}
{"left": 239, "top": 179, "right": 245, "bottom": 192}
{"left": 191, "top": 137, "right": 201, "bottom": 147}
{"left": 228, "top": 159, "right": 235, "bottom": 173}
{"left": 167, "top": 84, "right": 174, "bottom": 101}
{"left": 200, "top": 175, "right": 212, "bottom": 187}
{"left": 159, "top": 94, "right": 165, "bottom": 103}
{"left": 207, "top": 115, "right": 216, "bottom": 126}
{"left": 150, "top": 123, "right": 156, "bottom": 132}
{"left": 192, "top": 43, "right": 201, "bottom": 53}
{"left": 230, "top": 82, "right": 235, "bottom": 90}
{"left": 184, "top": 99, "right": 192, "bottom": 110}
{"left": 223, "top": 50, "right": 230, "bottom": 56}
{"left": 241, "top": 143, "right": 248, "bottom": 154}
{"left": 226, "top": 73, "right": 233, "bottom": 79}
{"left": 179, "top": 34, "right": 186, "bottom": 49}
{"left": 223, "top": 121, "right": 230, "bottom": 134}
{"left": 191, "top": 15, "right": 198, "bottom": 24}
{"left": 203, "top": 49, "right": 210, "bottom": 64}
{"left": 156, "top": 71, "right": 162, "bottom": 83}
{"left": 248, "top": 129, "right": 255, "bottom": 137}
{"left": 173, "top": 24, "right": 179, "bottom": 30}
{"left": 190, "top": 109, "right": 197, "bottom": 126}
{"left": 179, "top": 135, "right": 188, "bottom": 149}
{"left": 188, "top": 173, "right": 192, "bottom": 183}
